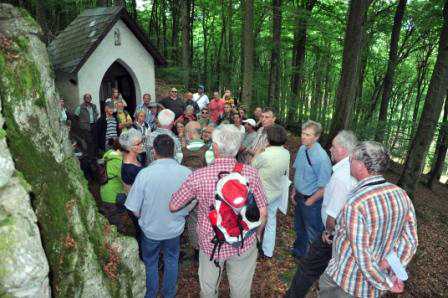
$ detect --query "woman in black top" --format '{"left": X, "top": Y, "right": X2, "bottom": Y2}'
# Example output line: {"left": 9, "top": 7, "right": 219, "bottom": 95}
{"left": 119, "top": 128, "right": 145, "bottom": 257}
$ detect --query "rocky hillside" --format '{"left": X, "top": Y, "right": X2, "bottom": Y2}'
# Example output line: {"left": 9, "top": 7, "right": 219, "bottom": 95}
{"left": 0, "top": 4, "right": 145, "bottom": 297}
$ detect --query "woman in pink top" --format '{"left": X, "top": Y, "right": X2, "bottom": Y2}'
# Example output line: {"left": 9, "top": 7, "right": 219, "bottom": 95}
{"left": 208, "top": 91, "right": 225, "bottom": 123}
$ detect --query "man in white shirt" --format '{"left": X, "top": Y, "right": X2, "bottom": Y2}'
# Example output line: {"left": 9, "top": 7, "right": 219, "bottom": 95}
{"left": 286, "top": 130, "right": 358, "bottom": 298}
{"left": 192, "top": 85, "right": 209, "bottom": 110}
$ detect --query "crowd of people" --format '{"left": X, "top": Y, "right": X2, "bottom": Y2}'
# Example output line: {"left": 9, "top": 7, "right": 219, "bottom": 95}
{"left": 65, "top": 85, "right": 418, "bottom": 298}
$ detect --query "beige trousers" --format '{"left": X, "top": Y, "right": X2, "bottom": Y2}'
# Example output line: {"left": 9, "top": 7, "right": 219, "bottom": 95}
{"left": 198, "top": 244, "right": 258, "bottom": 298}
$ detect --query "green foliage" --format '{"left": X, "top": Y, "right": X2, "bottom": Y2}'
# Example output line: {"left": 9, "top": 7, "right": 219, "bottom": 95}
{"left": 13, "top": 0, "right": 448, "bottom": 173}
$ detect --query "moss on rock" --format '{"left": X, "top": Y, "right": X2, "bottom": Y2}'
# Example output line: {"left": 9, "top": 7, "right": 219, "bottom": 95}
{"left": 0, "top": 4, "right": 145, "bottom": 297}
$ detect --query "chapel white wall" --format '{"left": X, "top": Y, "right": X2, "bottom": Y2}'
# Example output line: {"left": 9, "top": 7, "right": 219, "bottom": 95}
{"left": 77, "top": 19, "right": 156, "bottom": 109}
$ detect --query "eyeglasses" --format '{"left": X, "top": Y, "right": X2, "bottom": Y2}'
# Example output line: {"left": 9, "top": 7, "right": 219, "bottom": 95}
{"left": 171, "top": 91, "right": 178, "bottom": 93}
{"left": 202, "top": 111, "right": 209, "bottom": 114}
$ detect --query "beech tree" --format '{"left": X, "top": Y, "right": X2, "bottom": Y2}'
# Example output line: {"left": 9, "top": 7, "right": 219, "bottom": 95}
{"left": 327, "top": 0, "right": 372, "bottom": 145}
{"left": 398, "top": 0, "right": 448, "bottom": 195}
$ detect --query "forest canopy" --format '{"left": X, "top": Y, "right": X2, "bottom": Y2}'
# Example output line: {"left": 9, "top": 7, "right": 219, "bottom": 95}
{"left": 6, "top": 0, "right": 448, "bottom": 195}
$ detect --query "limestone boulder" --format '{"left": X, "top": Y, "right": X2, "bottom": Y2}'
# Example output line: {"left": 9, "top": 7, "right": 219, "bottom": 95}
{"left": 0, "top": 4, "right": 145, "bottom": 297}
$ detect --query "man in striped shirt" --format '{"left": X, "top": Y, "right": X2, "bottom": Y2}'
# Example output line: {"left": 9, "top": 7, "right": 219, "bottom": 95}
{"left": 319, "top": 141, "right": 418, "bottom": 298}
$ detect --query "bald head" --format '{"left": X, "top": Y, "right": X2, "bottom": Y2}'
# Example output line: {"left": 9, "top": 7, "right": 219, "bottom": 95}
{"left": 185, "top": 121, "right": 202, "bottom": 142}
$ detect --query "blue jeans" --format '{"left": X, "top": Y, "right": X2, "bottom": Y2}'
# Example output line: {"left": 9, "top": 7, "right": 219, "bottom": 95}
{"left": 141, "top": 234, "right": 180, "bottom": 298}
{"left": 292, "top": 193, "right": 324, "bottom": 257}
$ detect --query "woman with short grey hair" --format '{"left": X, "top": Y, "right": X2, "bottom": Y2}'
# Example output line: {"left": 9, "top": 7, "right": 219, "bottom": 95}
{"left": 212, "top": 124, "right": 244, "bottom": 158}
{"left": 119, "top": 129, "right": 144, "bottom": 191}
{"left": 352, "top": 141, "right": 390, "bottom": 174}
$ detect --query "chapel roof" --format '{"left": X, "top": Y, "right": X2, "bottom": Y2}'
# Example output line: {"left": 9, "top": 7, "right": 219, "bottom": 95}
{"left": 48, "top": 6, "right": 166, "bottom": 74}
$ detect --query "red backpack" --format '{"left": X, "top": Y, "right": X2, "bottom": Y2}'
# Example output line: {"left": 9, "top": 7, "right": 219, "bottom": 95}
{"left": 208, "top": 163, "right": 261, "bottom": 260}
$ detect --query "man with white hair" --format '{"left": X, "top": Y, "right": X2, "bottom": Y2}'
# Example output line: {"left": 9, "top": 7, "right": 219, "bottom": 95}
{"left": 146, "top": 109, "right": 183, "bottom": 164}
{"left": 319, "top": 141, "right": 418, "bottom": 298}
{"left": 286, "top": 130, "right": 358, "bottom": 297}
{"left": 169, "top": 124, "right": 268, "bottom": 298}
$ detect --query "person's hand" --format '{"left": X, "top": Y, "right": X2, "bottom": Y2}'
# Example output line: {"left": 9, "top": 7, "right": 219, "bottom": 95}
{"left": 380, "top": 258, "right": 391, "bottom": 272}
{"left": 304, "top": 198, "right": 314, "bottom": 206}
{"left": 390, "top": 276, "right": 404, "bottom": 293}
{"left": 322, "top": 231, "right": 333, "bottom": 244}
{"left": 380, "top": 258, "right": 404, "bottom": 293}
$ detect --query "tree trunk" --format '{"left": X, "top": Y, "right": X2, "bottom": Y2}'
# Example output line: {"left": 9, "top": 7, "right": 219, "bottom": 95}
{"left": 288, "top": 0, "right": 317, "bottom": 124}
{"left": 375, "top": 0, "right": 407, "bottom": 142}
{"left": 35, "top": 0, "right": 51, "bottom": 44}
{"left": 170, "top": 0, "right": 180, "bottom": 63}
{"left": 241, "top": 0, "right": 254, "bottom": 108}
{"left": 427, "top": 93, "right": 448, "bottom": 189}
{"left": 181, "top": 0, "right": 192, "bottom": 87}
{"left": 398, "top": 0, "right": 448, "bottom": 195}
{"left": 129, "top": 0, "right": 137, "bottom": 19}
{"left": 149, "top": 0, "right": 159, "bottom": 46}
{"left": 226, "top": 0, "right": 234, "bottom": 90}
{"left": 268, "top": 0, "right": 282, "bottom": 106}
{"left": 114, "top": 0, "right": 125, "bottom": 6}
{"left": 97, "top": 0, "right": 109, "bottom": 6}
{"left": 201, "top": 2, "right": 209, "bottom": 85}
{"left": 161, "top": 0, "right": 168, "bottom": 58}
{"left": 410, "top": 44, "right": 434, "bottom": 137}
{"left": 326, "top": 0, "right": 371, "bottom": 146}
{"left": 219, "top": 0, "right": 229, "bottom": 90}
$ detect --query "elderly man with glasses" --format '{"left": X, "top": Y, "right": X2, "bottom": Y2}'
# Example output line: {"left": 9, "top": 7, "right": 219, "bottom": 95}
{"left": 319, "top": 141, "right": 418, "bottom": 298}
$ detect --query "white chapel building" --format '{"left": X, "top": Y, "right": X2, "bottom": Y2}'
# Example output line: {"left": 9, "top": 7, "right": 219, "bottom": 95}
{"left": 48, "top": 6, "right": 166, "bottom": 115}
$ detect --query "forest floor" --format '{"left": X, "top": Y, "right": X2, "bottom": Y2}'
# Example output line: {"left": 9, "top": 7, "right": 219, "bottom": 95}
{"left": 89, "top": 133, "right": 448, "bottom": 297}
{"left": 174, "top": 134, "right": 448, "bottom": 297}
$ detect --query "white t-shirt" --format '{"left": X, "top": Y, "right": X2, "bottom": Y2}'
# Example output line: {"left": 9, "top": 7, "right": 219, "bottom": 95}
{"left": 193, "top": 93, "right": 209, "bottom": 110}
{"left": 321, "top": 157, "right": 357, "bottom": 227}
{"left": 235, "top": 125, "right": 245, "bottom": 134}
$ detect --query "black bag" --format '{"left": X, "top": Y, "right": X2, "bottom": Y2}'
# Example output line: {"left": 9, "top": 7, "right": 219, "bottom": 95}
{"left": 96, "top": 159, "right": 116, "bottom": 185}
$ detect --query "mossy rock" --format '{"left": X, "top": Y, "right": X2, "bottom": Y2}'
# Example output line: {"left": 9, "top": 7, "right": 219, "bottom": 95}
{"left": 0, "top": 4, "right": 145, "bottom": 297}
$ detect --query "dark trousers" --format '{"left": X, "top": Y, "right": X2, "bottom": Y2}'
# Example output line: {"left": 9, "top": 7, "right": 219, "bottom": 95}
{"left": 292, "top": 193, "right": 324, "bottom": 257}
{"left": 80, "top": 127, "right": 97, "bottom": 159}
{"left": 286, "top": 235, "right": 332, "bottom": 298}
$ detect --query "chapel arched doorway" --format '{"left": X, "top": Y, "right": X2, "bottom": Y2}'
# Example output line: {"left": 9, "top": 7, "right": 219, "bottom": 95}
{"left": 100, "top": 60, "right": 137, "bottom": 116}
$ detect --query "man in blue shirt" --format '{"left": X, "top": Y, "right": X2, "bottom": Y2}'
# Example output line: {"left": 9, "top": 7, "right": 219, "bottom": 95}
{"left": 291, "top": 120, "right": 332, "bottom": 259}
{"left": 125, "top": 134, "right": 191, "bottom": 298}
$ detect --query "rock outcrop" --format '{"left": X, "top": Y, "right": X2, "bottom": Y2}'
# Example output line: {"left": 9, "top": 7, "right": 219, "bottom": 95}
{"left": 0, "top": 4, "right": 145, "bottom": 297}
{"left": 0, "top": 92, "right": 50, "bottom": 297}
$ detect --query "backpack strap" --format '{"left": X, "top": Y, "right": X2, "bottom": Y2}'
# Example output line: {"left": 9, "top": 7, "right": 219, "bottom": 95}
{"left": 305, "top": 149, "right": 318, "bottom": 178}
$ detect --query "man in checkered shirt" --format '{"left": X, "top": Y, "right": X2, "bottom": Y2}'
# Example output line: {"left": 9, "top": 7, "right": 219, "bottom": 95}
{"left": 170, "top": 124, "right": 268, "bottom": 298}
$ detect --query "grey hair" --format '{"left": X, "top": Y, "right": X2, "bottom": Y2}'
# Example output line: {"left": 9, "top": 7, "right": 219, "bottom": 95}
{"left": 302, "top": 120, "right": 323, "bottom": 136}
{"left": 334, "top": 130, "right": 358, "bottom": 154}
{"left": 212, "top": 124, "right": 244, "bottom": 157}
{"left": 352, "top": 141, "right": 390, "bottom": 174}
{"left": 119, "top": 128, "right": 143, "bottom": 151}
{"left": 185, "top": 105, "right": 194, "bottom": 112}
{"left": 158, "top": 109, "right": 175, "bottom": 127}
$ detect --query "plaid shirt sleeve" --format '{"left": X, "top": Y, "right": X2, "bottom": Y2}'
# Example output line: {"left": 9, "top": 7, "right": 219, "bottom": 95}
{"left": 395, "top": 201, "right": 418, "bottom": 266}
{"left": 345, "top": 204, "right": 394, "bottom": 291}
{"left": 170, "top": 172, "right": 197, "bottom": 210}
